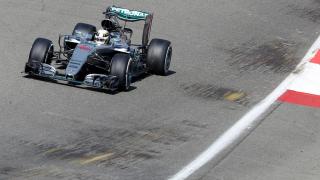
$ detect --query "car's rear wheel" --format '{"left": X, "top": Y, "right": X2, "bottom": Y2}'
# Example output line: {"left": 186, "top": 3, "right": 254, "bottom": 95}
{"left": 146, "top": 39, "right": 172, "bottom": 75}
{"left": 110, "top": 53, "right": 132, "bottom": 91}
{"left": 72, "top": 23, "right": 97, "bottom": 41}
{"left": 25, "top": 38, "right": 53, "bottom": 73}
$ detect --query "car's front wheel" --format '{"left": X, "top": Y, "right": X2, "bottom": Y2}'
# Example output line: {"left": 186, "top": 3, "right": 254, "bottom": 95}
{"left": 110, "top": 53, "right": 132, "bottom": 91}
{"left": 25, "top": 38, "right": 53, "bottom": 73}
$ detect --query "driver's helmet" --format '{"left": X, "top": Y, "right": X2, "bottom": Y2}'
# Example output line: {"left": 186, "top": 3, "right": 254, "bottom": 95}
{"left": 95, "top": 29, "right": 109, "bottom": 45}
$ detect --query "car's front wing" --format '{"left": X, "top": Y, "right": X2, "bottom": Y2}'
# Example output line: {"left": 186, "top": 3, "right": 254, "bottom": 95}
{"left": 25, "top": 63, "right": 119, "bottom": 91}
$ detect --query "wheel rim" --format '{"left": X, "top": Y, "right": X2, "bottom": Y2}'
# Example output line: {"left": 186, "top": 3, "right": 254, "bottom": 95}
{"left": 164, "top": 46, "right": 172, "bottom": 74}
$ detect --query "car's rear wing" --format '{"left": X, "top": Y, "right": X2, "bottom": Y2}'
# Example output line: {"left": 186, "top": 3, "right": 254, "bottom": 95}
{"left": 104, "top": 5, "right": 153, "bottom": 47}
{"left": 104, "top": 6, "right": 151, "bottom": 22}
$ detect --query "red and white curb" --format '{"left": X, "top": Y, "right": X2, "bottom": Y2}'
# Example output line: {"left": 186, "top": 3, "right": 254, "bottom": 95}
{"left": 168, "top": 35, "right": 320, "bottom": 180}
{"left": 279, "top": 50, "right": 320, "bottom": 108}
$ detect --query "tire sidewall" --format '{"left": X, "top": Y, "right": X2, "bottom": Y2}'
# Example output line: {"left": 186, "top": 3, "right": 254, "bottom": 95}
{"left": 163, "top": 45, "right": 172, "bottom": 75}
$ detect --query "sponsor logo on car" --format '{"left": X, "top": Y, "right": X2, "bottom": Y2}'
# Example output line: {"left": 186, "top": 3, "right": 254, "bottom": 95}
{"left": 78, "top": 45, "right": 91, "bottom": 51}
{"left": 110, "top": 7, "right": 148, "bottom": 19}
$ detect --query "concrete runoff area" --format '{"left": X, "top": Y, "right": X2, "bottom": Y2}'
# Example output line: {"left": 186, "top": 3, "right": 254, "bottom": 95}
{"left": 0, "top": 0, "right": 319, "bottom": 179}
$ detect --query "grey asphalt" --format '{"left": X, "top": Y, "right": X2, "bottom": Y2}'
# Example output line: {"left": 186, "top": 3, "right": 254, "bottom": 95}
{"left": 0, "top": 0, "right": 319, "bottom": 180}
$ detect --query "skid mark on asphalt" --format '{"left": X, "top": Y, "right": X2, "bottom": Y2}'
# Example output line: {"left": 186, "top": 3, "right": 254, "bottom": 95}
{"left": 0, "top": 165, "right": 105, "bottom": 180}
{"left": 227, "top": 39, "right": 299, "bottom": 73}
{"left": 287, "top": 1, "right": 320, "bottom": 23}
{"left": 11, "top": 124, "right": 195, "bottom": 172}
{"left": 181, "top": 83, "right": 249, "bottom": 105}
{"left": 0, "top": 166, "right": 17, "bottom": 176}
{"left": 0, "top": 115, "right": 212, "bottom": 179}
{"left": 0, "top": 125, "right": 191, "bottom": 178}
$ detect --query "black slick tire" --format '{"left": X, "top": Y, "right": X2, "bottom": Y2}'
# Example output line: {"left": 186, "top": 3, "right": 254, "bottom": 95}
{"left": 146, "top": 39, "right": 172, "bottom": 75}
{"left": 25, "top": 38, "right": 53, "bottom": 73}
{"left": 110, "top": 53, "right": 131, "bottom": 91}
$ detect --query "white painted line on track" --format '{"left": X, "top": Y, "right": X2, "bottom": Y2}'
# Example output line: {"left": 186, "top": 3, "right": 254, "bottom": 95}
{"left": 168, "top": 35, "right": 320, "bottom": 180}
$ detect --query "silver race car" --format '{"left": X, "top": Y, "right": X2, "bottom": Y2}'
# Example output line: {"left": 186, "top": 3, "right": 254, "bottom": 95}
{"left": 24, "top": 6, "right": 172, "bottom": 91}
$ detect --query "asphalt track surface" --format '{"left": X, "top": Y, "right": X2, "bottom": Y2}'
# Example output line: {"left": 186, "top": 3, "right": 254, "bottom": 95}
{"left": 0, "top": 0, "right": 320, "bottom": 180}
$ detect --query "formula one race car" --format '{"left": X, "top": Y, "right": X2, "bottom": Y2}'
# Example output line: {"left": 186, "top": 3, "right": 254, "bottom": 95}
{"left": 24, "top": 6, "right": 172, "bottom": 91}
